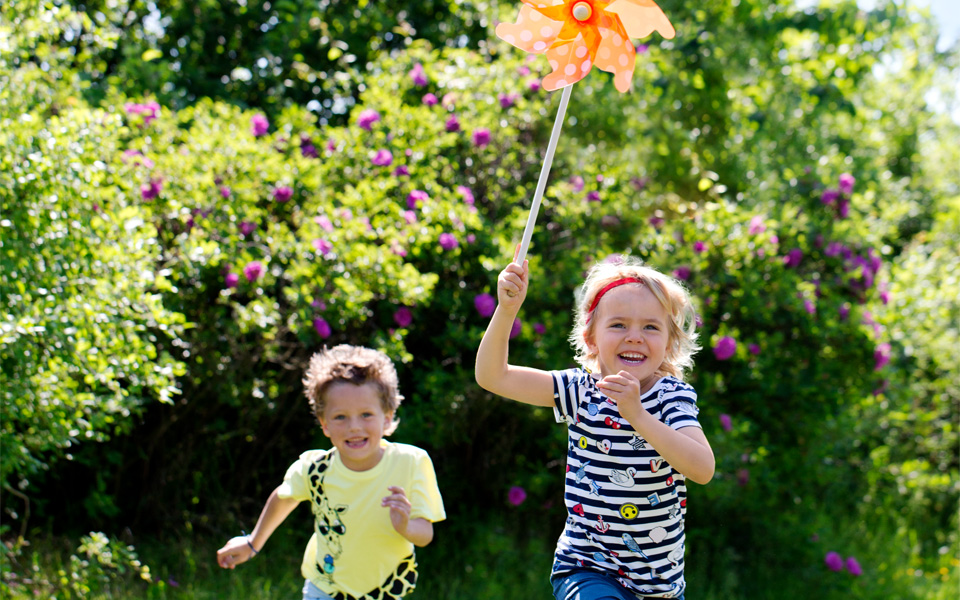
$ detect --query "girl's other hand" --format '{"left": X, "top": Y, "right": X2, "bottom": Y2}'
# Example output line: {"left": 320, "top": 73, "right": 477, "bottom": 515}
{"left": 497, "top": 244, "right": 528, "bottom": 309}
{"left": 216, "top": 536, "right": 255, "bottom": 569}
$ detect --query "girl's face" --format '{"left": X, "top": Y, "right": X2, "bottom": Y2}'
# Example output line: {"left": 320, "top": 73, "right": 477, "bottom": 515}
{"left": 319, "top": 382, "right": 393, "bottom": 471}
{"left": 585, "top": 284, "right": 669, "bottom": 393}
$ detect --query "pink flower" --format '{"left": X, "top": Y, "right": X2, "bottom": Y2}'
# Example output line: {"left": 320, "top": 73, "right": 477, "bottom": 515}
{"left": 409, "top": 63, "right": 428, "bottom": 87}
{"left": 251, "top": 113, "right": 269, "bottom": 137}
{"left": 635, "top": 43, "right": 649, "bottom": 53}
{"left": 466, "top": 233, "right": 476, "bottom": 244}
{"left": 508, "top": 486, "right": 527, "bottom": 506}
{"left": 821, "top": 189, "right": 839, "bottom": 205}
{"left": 239, "top": 221, "right": 256, "bottom": 236}
{"left": 693, "top": 241, "right": 707, "bottom": 254}
{"left": 748, "top": 343, "right": 761, "bottom": 355}
{"left": 121, "top": 149, "right": 154, "bottom": 168}
{"left": 719, "top": 414, "right": 732, "bottom": 432}
{"left": 316, "top": 216, "right": 334, "bottom": 232}
{"left": 838, "top": 173, "right": 855, "bottom": 195}
{"left": 748, "top": 215, "right": 766, "bottom": 235}
{"left": 510, "top": 318, "right": 522, "bottom": 339}
{"left": 457, "top": 185, "right": 475, "bottom": 204}
{"left": 586, "top": 191, "right": 601, "bottom": 202}
{"left": 874, "top": 343, "right": 891, "bottom": 371}
{"left": 301, "top": 138, "right": 318, "bottom": 158}
{"left": 393, "top": 307, "right": 413, "bottom": 328}
{"left": 403, "top": 210, "right": 417, "bottom": 225}
{"left": 393, "top": 165, "right": 409, "bottom": 177}
{"left": 534, "top": 323, "right": 546, "bottom": 335}
{"left": 445, "top": 115, "right": 461, "bottom": 133}
{"left": 243, "top": 261, "right": 263, "bottom": 282}
{"left": 225, "top": 272, "right": 239, "bottom": 288}
{"left": 472, "top": 128, "right": 491, "bottom": 148}
{"left": 529, "top": 79, "right": 541, "bottom": 92}
{"left": 649, "top": 216, "right": 665, "bottom": 228}
{"left": 422, "top": 93, "right": 438, "bottom": 106}
{"left": 220, "top": 186, "right": 231, "bottom": 198}
{"left": 783, "top": 248, "right": 803, "bottom": 268}
{"left": 713, "top": 336, "right": 737, "bottom": 360}
{"left": 517, "top": 65, "right": 531, "bottom": 76}
{"left": 311, "top": 299, "right": 327, "bottom": 310}
{"left": 313, "top": 239, "right": 333, "bottom": 256}
{"left": 825, "top": 552, "right": 844, "bottom": 572}
{"left": 673, "top": 266, "right": 691, "bottom": 281}
{"left": 474, "top": 293, "right": 496, "bottom": 318}
{"left": 837, "top": 198, "right": 850, "bottom": 218}
{"left": 570, "top": 175, "right": 585, "bottom": 192}
{"left": 439, "top": 232, "right": 458, "bottom": 250}
{"left": 357, "top": 109, "right": 381, "bottom": 131}
{"left": 499, "top": 92, "right": 519, "bottom": 108}
{"left": 407, "top": 190, "right": 429, "bottom": 209}
{"left": 845, "top": 556, "right": 862, "bottom": 576}
{"left": 140, "top": 180, "right": 162, "bottom": 200}
{"left": 273, "top": 186, "right": 293, "bottom": 202}
{"left": 804, "top": 299, "right": 816, "bottom": 314}
{"left": 371, "top": 149, "right": 393, "bottom": 167}
{"left": 313, "top": 317, "right": 331, "bottom": 338}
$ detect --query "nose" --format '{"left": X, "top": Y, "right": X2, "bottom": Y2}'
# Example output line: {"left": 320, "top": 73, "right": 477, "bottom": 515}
{"left": 625, "top": 326, "right": 644, "bottom": 343}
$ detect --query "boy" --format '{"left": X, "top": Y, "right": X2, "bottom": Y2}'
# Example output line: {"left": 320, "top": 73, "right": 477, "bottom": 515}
{"left": 217, "top": 344, "right": 445, "bottom": 600}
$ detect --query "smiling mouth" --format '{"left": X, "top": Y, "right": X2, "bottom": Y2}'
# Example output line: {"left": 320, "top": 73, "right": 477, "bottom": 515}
{"left": 618, "top": 352, "right": 647, "bottom": 364}
{"left": 345, "top": 438, "right": 368, "bottom": 449}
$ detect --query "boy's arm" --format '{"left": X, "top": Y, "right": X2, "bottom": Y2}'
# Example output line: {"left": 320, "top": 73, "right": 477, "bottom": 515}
{"left": 217, "top": 486, "right": 301, "bottom": 569}
{"left": 474, "top": 255, "right": 554, "bottom": 407}
{"left": 382, "top": 486, "right": 434, "bottom": 546}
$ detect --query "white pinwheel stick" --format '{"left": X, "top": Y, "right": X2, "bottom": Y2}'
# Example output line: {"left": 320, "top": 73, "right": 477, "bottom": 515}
{"left": 515, "top": 83, "right": 574, "bottom": 264}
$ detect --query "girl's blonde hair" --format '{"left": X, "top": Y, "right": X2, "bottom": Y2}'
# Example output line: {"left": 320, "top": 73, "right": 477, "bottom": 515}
{"left": 303, "top": 344, "right": 402, "bottom": 435}
{"left": 570, "top": 256, "right": 700, "bottom": 380}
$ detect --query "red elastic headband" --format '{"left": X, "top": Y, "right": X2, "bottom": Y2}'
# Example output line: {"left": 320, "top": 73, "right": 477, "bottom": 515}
{"left": 585, "top": 277, "right": 644, "bottom": 323}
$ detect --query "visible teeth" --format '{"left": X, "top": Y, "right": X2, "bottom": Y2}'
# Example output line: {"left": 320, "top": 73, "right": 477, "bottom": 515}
{"left": 620, "top": 353, "right": 646, "bottom": 360}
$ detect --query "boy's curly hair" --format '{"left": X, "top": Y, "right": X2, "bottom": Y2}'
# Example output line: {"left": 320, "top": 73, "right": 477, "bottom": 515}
{"left": 303, "top": 344, "right": 402, "bottom": 435}
{"left": 570, "top": 255, "right": 701, "bottom": 381}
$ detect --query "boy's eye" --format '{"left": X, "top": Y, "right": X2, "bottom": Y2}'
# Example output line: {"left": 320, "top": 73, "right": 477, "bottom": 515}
{"left": 333, "top": 414, "right": 346, "bottom": 420}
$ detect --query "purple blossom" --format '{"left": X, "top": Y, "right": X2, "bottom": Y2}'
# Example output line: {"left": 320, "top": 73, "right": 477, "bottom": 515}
{"left": 220, "top": 186, "right": 231, "bottom": 199}
{"left": 534, "top": 323, "right": 546, "bottom": 335}
{"left": 393, "top": 165, "right": 409, "bottom": 177}
{"left": 586, "top": 191, "right": 601, "bottom": 202}
{"left": 510, "top": 317, "right": 522, "bottom": 339}
{"left": 301, "top": 136, "right": 318, "bottom": 158}
{"left": 635, "top": 43, "right": 649, "bottom": 54}
{"left": 311, "top": 299, "right": 327, "bottom": 310}
{"left": 357, "top": 109, "right": 381, "bottom": 131}
{"left": 529, "top": 79, "right": 541, "bottom": 92}
{"left": 407, "top": 190, "right": 429, "bottom": 209}
{"left": 839, "top": 303, "right": 851, "bottom": 321}
{"left": 422, "top": 93, "right": 438, "bottom": 106}
{"left": 825, "top": 552, "right": 844, "bottom": 572}
{"left": 393, "top": 307, "right": 413, "bottom": 328}
{"left": 273, "top": 186, "right": 293, "bottom": 203}
{"left": 693, "top": 241, "right": 707, "bottom": 254}
{"left": 439, "top": 232, "right": 458, "bottom": 250}
{"left": 403, "top": 210, "right": 417, "bottom": 225}
{"left": 243, "top": 261, "right": 263, "bottom": 282}
{"left": 445, "top": 115, "right": 461, "bottom": 133}
{"left": 409, "top": 63, "right": 428, "bottom": 87}
{"left": 845, "top": 557, "right": 862, "bottom": 576}
{"left": 673, "top": 266, "right": 691, "bottom": 281}
{"left": 748, "top": 343, "right": 761, "bottom": 355}
{"left": 371, "top": 149, "right": 393, "bottom": 167}
{"left": 838, "top": 173, "right": 855, "bottom": 195}
{"left": 316, "top": 216, "right": 334, "bottom": 232}
{"left": 825, "top": 242, "right": 845, "bottom": 257}
{"left": 748, "top": 216, "right": 766, "bottom": 235}
{"left": 472, "top": 128, "right": 491, "bottom": 148}
{"left": 517, "top": 65, "right": 531, "bottom": 76}
{"left": 783, "top": 248, "right": 803, "bottom": 268}
{"left": 821, "top": 189, "right": 840, "bottom": 205}
{"left": 474, "top": 293, "right": 496, "bottom": 318}
{"left": 140, "top": 180, "right": 162, "bottom": 200}
{"left": 508, "top": 486, "right": 527, "bottom": 506}
{"left": 125, "top": 101, "right": 161, "bottom": 125}
{"left": 121, "top": 149, "right": 154, "bottom": 168}
{"left": 570, "top": 175, "right": 585, "bottom": 192}
{"left": 313, "top": 317, "right": 331, "bottom": 339}
{"left": 719, "top": 414, "right": 732, "bottom": 432}
{"left": 649, "top": 216, "right": 665, "bottom": 228}
{"left": 225, "top": 272, "right": 239, "bottom": 288}
{"left": 457, "top": 185, "right": 475, "bottom": 205}
{"left": 713, "top": 336, "right": 737, "bottom": 361}
{"left": 313, "top": 239, "right": 333, "bottom": 256}
{"left": 251, "top": 113, "right": 269, "bottom": 137}
{"left": 239, "top": 221, "right": 257, "bottom": 236}
{"left": 466, "top": 233, "right": 476, "bottom": 243}
{"left": 837, "top": 198, "right": 850, "bottom": 218}
{"left": 874, "top": 342, "right": 891, "bottom": 371}
{"left": 804, "top": 299, "right": 816, "bottom": 314}
{"left": 499, "top": 92, "right": 519, "bottom": 109}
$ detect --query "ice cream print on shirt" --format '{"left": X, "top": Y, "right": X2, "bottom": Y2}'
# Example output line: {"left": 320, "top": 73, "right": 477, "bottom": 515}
{"left": 551, "top": 369, "right": 701, "bottom": 598}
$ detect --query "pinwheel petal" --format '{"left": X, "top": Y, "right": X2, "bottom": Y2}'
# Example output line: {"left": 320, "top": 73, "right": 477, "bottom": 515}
{"left": 605, "top": 0, "right": 676, "bottom": 40}
{"left": 543, "top": 38, "right": 593, "bottom": 90}
{"left": 594, "top": 26, "right": 637, "bottom": 92}
{"left": 496, "top": 4, "right": 565, "bottom": 54}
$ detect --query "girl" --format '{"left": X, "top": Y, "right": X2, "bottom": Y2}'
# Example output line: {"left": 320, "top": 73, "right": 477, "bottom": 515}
{"left": 476, "top": 252, "right": 714, "bottom": 600}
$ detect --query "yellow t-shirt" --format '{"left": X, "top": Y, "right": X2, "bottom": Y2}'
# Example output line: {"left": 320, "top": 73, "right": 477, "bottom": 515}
{"left": 277, "top": 441, "right": 445, "bottom": 599}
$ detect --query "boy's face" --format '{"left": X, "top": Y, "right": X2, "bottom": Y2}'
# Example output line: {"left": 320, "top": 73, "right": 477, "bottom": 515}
{"left": 319, "top": 381, "right": 393, "bottom": 472}
{"left": 585, "top": 284, "right": 669, "bottom": 393}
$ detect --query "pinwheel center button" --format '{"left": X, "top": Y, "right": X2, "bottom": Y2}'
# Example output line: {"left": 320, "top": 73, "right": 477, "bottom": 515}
{"left": 572, "top": 2, "right": 592, "bottom": 21}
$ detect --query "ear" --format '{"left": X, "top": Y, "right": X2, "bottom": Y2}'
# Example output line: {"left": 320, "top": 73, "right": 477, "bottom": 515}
{"left": 383, "top": 411, "right": 395, "bottom": 432}
{"left": 318, "top": 416, "right": 330, "bottom": 438}
{"left": 583, "top": 330, "right": 598, "bottom": 354}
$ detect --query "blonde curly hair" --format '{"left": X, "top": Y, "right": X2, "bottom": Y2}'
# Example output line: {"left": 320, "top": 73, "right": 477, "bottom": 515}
{"left": 569, "top": 256, "right": 700, "bottom": 380}
{"left": 303, "top": 344, "right": 402, "bottom": 435}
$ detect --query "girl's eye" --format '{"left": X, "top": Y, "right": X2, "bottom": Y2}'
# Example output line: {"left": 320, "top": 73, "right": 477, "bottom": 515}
{"left": 333, "top": 414, "right": 346, "bottom": 420}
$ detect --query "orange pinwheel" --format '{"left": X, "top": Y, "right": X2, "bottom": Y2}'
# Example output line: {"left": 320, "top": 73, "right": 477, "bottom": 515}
{"left": 496, "top": 0, "right": 675, "bottom": 92}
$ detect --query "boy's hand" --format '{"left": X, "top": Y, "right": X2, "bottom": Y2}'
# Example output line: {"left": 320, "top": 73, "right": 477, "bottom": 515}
{"left": 497, "top": 244, "right": 528, "bottom": 309}
{"left": 596, "top": 370, "right": 645, "bottom": 422}
{"left": 382, "top": 485, "right": 413, "bottom": 536}
{"left": 216, "top": 536, "right": 255, "bottom": 569}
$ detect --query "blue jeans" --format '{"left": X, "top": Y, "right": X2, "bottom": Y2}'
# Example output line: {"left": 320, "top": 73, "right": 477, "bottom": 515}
{"left": 552, "top": 569, "right": 685, "bottom": 600}
{"left": 302, "top": 580, "right": 335, "bottom": 600}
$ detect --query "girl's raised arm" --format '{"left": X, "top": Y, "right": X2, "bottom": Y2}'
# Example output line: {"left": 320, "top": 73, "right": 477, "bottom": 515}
{"left": 475, "top": 255, "right": 554, "bottom": 407}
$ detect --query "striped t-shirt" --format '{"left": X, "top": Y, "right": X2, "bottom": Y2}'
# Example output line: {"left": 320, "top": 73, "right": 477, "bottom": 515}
{"left": 550, "top": 368, "right": 701, "bottom": 599}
